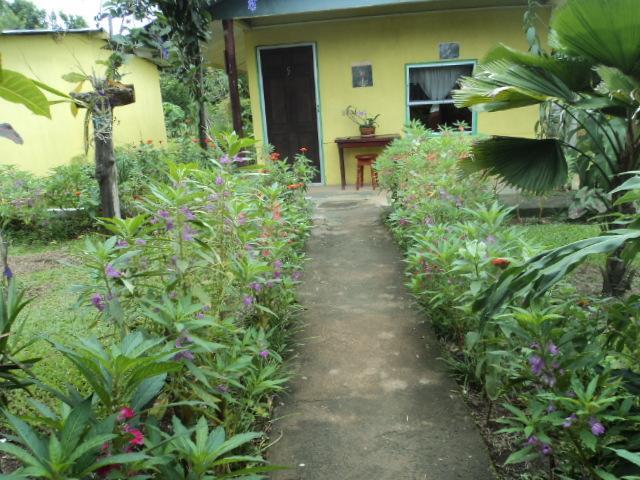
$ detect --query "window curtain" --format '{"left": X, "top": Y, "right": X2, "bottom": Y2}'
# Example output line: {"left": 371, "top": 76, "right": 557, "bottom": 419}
{"left": 410, "top": 65, "right": 471, "bottom": 112}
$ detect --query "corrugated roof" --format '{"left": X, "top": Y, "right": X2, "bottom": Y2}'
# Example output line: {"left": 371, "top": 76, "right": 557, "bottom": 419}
{"left": 1, "top": 28, "right": 104, "bottom": 36}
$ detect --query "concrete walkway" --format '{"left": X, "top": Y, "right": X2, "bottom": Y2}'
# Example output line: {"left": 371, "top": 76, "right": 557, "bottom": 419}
{"left": 268, "top": 187, "right": 494, "bottom": 480}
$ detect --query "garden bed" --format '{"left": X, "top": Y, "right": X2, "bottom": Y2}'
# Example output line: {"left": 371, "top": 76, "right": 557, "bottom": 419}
{"left": 0, "top": 144, "right": 317, "bottom": 477}
{"left": 376, "top": 124, "right": 640, "bottom": 479}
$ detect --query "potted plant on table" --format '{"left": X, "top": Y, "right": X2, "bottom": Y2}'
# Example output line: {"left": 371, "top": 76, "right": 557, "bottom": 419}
{"left": 344, "top": 105, "right": 380, "bottom": 137}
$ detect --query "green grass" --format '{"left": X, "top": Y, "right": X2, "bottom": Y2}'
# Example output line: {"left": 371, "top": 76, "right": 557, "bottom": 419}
{"left": 516, "top": 222, "right": 600, "bottom": 250}
{"left": 7, "top": 238, "right": 113, "bottom": 413}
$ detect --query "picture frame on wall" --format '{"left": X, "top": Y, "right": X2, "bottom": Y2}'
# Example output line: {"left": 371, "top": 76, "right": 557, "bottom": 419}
{"left": 352, "top": 63, "right": 373, "bottom": 88}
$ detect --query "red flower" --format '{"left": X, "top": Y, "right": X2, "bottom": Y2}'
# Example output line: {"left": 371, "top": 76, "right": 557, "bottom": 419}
{"left": 117, "top": 406, "right": 135, "bottom": 421}
{"left": 299, "top": 147, "right": 308, "bottom": 153}
{"left": 74, "top": 191, "right": 81, "bottom": 197}
{"left": 270, "top": 152, "right": 281, "bottom": 161}
{"left": 491, "top": 258, "right": 510, "bottom": 268}
{"left": 123, "top": 424, "right": 144, "bottom": 446}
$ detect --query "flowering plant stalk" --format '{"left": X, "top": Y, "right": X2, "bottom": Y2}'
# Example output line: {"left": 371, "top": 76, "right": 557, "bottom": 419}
{"left": 343, "top": 105, "right": 380, "bottom": 128}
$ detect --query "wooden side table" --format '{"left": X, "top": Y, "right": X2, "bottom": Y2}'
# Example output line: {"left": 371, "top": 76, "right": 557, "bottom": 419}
{"left": 334, "top": 134, "right": 400, "bottom": 190}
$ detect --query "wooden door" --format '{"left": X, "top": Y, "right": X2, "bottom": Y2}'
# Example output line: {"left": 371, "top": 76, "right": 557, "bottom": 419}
{"left": 260, "top": 45, "right": 322, "bottom": 182}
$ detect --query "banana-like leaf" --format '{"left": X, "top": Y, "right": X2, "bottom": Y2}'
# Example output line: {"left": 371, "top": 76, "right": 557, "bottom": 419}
{"left": 0, "top": 69, "right": 50, "bottom": 118}
{"left": 551, "top": 0, "right": 640, "bottom": 75}
{"left": 463, "top": 137, "right": 568, "bottom": 194}
{"left": 474, "top": 229, "right": 640, "bottom": 316}
{"left": 0, "top": 123, "right": 23, "bottom": 144}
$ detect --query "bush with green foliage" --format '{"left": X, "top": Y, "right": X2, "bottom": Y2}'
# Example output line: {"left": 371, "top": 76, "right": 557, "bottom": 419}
{"left": 378, "top": 123, "right": 640, "bottom": 479}
{"left": 0, "top": 146, "right": 314, "bottom": 477}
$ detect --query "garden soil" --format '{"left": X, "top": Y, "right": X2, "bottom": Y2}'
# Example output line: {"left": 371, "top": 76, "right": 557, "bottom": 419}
{"left": 267, "top": 187, "right": 495, "bottom": 480}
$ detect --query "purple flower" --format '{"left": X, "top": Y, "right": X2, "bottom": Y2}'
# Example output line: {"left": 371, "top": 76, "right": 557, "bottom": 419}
{"left": 116, "top": 239, "right": 129, "bottom": 248}
{"left": 292, "top": 270, "right": 302, "bottom": 281}
{"left": 250, "top": 282, "right": 262, "bottom": 292}
{"left": 259, "top": 350, "right": 270, "bottom": 358}
{"left": 547, "top": 342, "right": 560, "bottom": 356}
{"left": 529, "top": 355, "right": 544, "bottom": 376}
{"left": 217, "top": 384, "right": 229, "bottom": 393}
{"left": 540, "top": 444, "right": 552, "bottom": 456}
{"left": 219, "top": 155, "right": 231, "bottom": 165}
{"left": 105, "top": 264, "right": 122, "bottom": 278}
{"left": 237, "top": 213, "right": 246, "bottom": 225}
{"left": 182, "top": 224, "right": 196, "bottom": 241}
{"left": 526, "top": 435, "right": 538, "bottom": 446}
{"left": 398, "top": 218, "right": 409, "bottom": 226}
{"left": 166, "top": 219, "right": 175, "bottom": 231}
{"left": 589, "top": 418, "right": 605, "bottom": 436}
{"left": 546, "top": 403, "right": 556, "bottom": 413}
{"left": 195, "top": 312, "right": 205, "bottom": 319}
{"left": 180, "top": 207, "right": 196, "bottom": 220}
{"left": 175, "top": 332, "right": 193, "bottom": 348}
{"left": 91, "top": 293, "right": 105, "bottom": 312}
{"left": 562, "top": 413, "right": 577, "bottom": 428}
{"left": 215, "top": 176, "right": 224, "bottom": 186}
{"left": 273, "top": 270, "right": 282, "bottom": 279}
{"left": 529, "top": 342, "right": 540, "bottom": 350}
{"left": 158, "top": 210, "right": 170, "bottom": 219}
{"left": 173, "top": 350, "right": 195, "bottom": 362}
{"left": 485, "top": 235, "right": 497, "bottom": 244}
{"left": 3, "top": 265, "right": 12, "bottom": 279}
{"left": 248, "top": 0, "right": 257, "bottom": 11}
{"left": 423, "top": 216, "right": 434, "bottom": 226}
{"left": 243, "top": 295, "right": 254, "bottom": 306}
{"left": 274, "top": 259, "right": 283, "bottom": 270}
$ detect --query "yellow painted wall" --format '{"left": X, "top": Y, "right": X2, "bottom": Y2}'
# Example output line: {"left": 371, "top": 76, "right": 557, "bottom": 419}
{"left": 243, "top": 6, "right": 549, "bottom": 185}
{"left": 0, "top": 32, "right": 167, "bottom": 175}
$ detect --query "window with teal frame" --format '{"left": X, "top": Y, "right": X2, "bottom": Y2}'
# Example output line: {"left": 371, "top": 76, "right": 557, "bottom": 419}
{"left": 407, "top": 61, "right": 474, "bottom": 132}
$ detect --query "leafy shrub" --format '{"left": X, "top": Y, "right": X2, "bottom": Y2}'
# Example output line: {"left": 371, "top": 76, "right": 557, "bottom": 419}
{"left": 378, "top": 122, "right": 640, "bottom": 478}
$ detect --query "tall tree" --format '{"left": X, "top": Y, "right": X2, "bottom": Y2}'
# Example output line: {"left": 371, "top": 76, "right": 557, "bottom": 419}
{"left": 0, "top": 0, "right": 88, "bottom": 30}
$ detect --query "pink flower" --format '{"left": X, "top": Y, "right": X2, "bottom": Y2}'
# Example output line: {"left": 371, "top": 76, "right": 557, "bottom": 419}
{"left": 117, "top": 407, "right": 135, "bottom": 422}
{"left": 123, "top": 424, "right": 145, "bottom": 445}
{"left": 259, "top": 350, "right": 270, "bottom": 358}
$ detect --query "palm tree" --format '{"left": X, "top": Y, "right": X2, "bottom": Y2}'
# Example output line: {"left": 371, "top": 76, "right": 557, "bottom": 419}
{"left": 454, "top": 0, "right": 640, "bottom": 296}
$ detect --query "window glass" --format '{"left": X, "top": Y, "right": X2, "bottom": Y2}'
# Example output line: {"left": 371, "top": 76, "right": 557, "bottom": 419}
{"left": 407, "top": 63, "right": 474, "bottom": 131}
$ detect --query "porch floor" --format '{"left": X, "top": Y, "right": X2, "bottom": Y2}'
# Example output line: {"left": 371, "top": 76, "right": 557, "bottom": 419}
{"left": 267, "top": 187, "right": 494, "bottom": 479}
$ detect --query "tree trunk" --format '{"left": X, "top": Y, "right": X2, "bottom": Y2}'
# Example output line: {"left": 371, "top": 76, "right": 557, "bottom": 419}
{"left": 194, "top": 52, "right": 208, "bottom": 150}
{"left": 93, "top": 108, "right": 121, "bottom": 219}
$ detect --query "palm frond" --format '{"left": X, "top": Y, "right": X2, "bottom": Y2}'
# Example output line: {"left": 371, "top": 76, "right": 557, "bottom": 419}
{"left": 552, "top": 0, "right": 640, "bottom": 75}
{"left": 462, "top": 136, "right": 568, "bottom": 194}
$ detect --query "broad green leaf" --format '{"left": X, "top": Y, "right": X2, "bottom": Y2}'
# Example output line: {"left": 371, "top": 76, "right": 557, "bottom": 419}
{"left": 609, "top": 448, "right": 640, "bottom": 467}
{"left": 552, "top": 0, "right": 640, "bottom": 75}
{"left": 0, "top": 69, "right": 50, "bottom": 118}
{"left": 504, "top": 446, "right": 539, "bottom": 465}
{"left": 464, "top": 137, "right": 568, "bottom": 194}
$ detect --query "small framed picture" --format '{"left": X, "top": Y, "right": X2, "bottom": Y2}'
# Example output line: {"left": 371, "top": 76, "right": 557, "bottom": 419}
{"left": 352, "top": 63, "right": 373, "bottom": 88}
{"left": 439, "top": 42, "right": 460, "bottom": 60}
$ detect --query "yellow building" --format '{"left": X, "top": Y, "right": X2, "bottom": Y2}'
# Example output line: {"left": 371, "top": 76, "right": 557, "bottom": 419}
{"left": 0, "top": 28, "right": 167, "bottom": 175}
{"left": 209, "top": 0, "right": 551, "bottom": 186}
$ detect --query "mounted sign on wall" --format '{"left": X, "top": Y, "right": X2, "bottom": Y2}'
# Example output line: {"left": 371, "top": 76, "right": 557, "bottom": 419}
{"left": 352, "top": 63, "right": 373, "bottom": 88}
{"left": 439, "top": 42, "right": 460, "bottom": 60}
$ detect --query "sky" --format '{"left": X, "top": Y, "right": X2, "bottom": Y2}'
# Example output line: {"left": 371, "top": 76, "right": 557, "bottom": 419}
{"left": 32, "top": 0, "right": 105, "bottom": 28}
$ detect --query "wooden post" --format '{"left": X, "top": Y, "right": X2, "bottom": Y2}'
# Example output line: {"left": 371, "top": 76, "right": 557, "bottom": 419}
{"left": 222, "top": 19, "right": 244, "bottom": 137}
{"left": 72, "top": 85, "right": 135, "bottom": 219}
{"left": 93, "top": 107, "right": 121, "bottom": 219}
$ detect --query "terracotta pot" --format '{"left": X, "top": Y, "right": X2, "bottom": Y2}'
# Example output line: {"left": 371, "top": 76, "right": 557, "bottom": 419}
{"left": 359, "top": 126, "right": 376, "bottom": 136}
